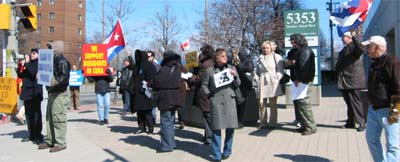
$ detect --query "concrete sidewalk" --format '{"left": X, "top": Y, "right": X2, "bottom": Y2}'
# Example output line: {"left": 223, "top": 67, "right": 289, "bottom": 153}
{"left": 0, "top": 87, "right": 378, "bottom": 162}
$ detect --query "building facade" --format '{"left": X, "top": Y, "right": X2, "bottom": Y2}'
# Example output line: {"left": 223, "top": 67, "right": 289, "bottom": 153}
{"left": 18, "top": 0, "right": 86, "bottom": 67}
{"left": 363, "top": 0, "right": 400, "bottom": 58}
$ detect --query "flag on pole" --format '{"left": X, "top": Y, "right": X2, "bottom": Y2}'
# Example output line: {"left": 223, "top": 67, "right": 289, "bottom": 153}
{"left": 329, "top": 0, "right": 373, "bottom": 37}
{"left": 103, "top": 19, "right": 126, "bottom": 61}
{"left": 180, "top": 39, "right": 190, "bottom": 51}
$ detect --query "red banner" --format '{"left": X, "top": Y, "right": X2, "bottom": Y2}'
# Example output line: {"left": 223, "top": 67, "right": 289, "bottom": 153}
{"left": 82, "top": 44, "right": 108, "bottom": 76}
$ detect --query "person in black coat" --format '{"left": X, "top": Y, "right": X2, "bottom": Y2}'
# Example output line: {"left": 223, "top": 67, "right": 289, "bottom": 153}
{"left": 285, "top": 34, "right": 317, "bottom": 136}
{"left": 151, "top": 50, "right": 184, "bottom": 152}
{"left": 119, "top": 56, "right": 135, "bottom": 115}
{"left": 132, "top": 49, "right": 157, "bottom": 134}
{"left": 335, "top": 31, "right": 366, "bottom": 131}
{"left": 230, "top": 48, "right": 254, "bottom": 128}
{"left": 18, "top": 48, "right": 44, "bottom": 144}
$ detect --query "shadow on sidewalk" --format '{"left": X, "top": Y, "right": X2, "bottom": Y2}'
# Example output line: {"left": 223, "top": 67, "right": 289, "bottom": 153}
{"left": 103, "top": 148, "right": 130, "bottom": 162}
{"left": 120, "top": 134, "right": 211, "bottom": 161}
{"left": 68, "top": 118, "right": 100, "bottom": 125}
{"left": 109, "top": 125, "right": 135, "bottom": 134}
{"left": 175, "top": 129, "right": 204, "bottom": 143}
{"left": 0, "top": 130, "right": 28, "bottom": 140}
{"left": 248, "top": 124, "right": 298, "bottom": 137}
{"left": 274, "top": 154, "right": 332, "bottom": 162}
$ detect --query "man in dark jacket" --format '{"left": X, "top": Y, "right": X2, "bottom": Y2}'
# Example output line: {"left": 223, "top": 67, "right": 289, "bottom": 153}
{"left": 151, "top": 50, "right": 184, "bottom": 152}
{"left": 363, "top": 35, "right": 400, "bottom": 162}
{"left": 88, "top": 68, "right": 114, "bottom": 125}
{"left": 18, "top": 48, "right": 44, "bottom": 144}
{"left": 335, "top": 31, "right": 366, "bottom": 131}
{"left": 120, "top": 56, "right": 134, "bottom": 115}
{"left": 286, "top": 34, "right": 317, "bottom": 136}
{"left": 38, "top": 41, "right": 70, "bottom": 153}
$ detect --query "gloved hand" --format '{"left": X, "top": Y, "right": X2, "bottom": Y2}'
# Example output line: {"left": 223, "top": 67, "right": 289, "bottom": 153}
{"left": 389, "top": 95, "right": 400, "bottom": 124}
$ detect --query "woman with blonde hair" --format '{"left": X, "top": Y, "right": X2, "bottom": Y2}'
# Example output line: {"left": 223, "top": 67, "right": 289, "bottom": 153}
{"left": 254, "top": 40, "right": 285, "bottom": 129}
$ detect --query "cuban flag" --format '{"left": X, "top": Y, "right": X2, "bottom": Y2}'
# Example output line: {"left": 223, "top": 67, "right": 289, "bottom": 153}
{"left": 329, "top": 0, "right": 373, "bottom": 37}
{"left": 103, "top": 20, "right": 126, "bottom": 62}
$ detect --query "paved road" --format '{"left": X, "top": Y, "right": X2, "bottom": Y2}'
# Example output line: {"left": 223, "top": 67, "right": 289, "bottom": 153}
{"left": 0, "top": 85, "right": 382, "bottom": 162}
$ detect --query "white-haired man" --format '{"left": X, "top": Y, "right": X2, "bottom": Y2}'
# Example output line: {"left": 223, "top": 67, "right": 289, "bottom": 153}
{"left": 363, "top": 35, "right": 400, "bottom": 162}
{"left": 335, "top": 31, "right": 367, "bottom": 131}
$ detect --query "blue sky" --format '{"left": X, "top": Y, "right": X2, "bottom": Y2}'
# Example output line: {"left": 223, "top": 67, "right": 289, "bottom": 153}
{"left": 86, "top": 0, "right": 347, "bottom": 49}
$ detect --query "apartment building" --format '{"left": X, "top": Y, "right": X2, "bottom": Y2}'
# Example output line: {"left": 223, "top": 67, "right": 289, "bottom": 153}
{"left": 18, "top": 0, "right": 86, "bottom": 67}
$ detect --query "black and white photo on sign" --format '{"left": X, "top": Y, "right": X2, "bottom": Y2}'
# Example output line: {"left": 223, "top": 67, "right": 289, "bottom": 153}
{"left": 214, "top": 68, "right": 234, "bottom": 88}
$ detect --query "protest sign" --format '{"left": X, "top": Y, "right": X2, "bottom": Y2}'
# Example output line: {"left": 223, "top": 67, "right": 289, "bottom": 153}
{"left": 185, "top": 51, "right": 198, "bottom": 70}
{"left": 213, "top": 69, "right": 234, "bottom": 88}
{"left": 82, "top": 44, "right": 108, "bottom": 76}
{"left": 37, "top": 49, "right": 54, "bottom": 86}
{"left": 69, "top": 70, "right": 84, "bottom": 86}
{"left": 0, "top": 77, "right": 17, "bottom": 114}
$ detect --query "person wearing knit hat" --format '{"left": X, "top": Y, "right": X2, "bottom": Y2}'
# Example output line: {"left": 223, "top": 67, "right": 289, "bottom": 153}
{"left": 363, "top": 35, "right": 400, "bottom": 162}
{"left": 38, "top": 40, "right": 71, "bottom": 153}
{"left": 335, "top": 30, "right": 367, "bottom": 132}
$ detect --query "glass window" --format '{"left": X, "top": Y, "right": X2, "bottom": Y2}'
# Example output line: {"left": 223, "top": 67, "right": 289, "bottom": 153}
{"left": 77, "top": 14, "right": 82, "bottom": 21}
{"left": 36, "top": 26, "right": 41, "bottom": 33}
{"left": 77, "top": 28, "right": 82, "bottom": 35}
{"left": 36, "top": 41, "right": 41, "bottom": 48}
{"left": 37, "top": 13, "right": 41, "bottom": 21}
{"left": 78, "top": 1, "right": 83, "bottom": 8}
{"left": 37, "top": 0, "right": 42, "bottom": 6}
{"left": 49, "top": 26, "right": 54, "bottom": 33}
{"left": 49, "top": 12, "right": 54, "bottom": 19}
{"left": 49, "top": 0, "right": 54, "bottom": 5}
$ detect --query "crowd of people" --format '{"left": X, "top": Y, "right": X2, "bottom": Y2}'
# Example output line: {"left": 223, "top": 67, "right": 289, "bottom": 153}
{"left": 12, "top": 33, "right": 400, "bottom": 162}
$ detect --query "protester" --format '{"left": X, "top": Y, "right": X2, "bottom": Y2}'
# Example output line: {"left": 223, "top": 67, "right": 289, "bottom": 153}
{"left": 230, "top": 48, "right": 254, "bottom": 128}
{"left": 335, "top": 31, "right": 366, "bottom": 131}
{"left": 119, "top": 56, "right": 135, "bottom": 116}
{"left": 87, "top": 67, "right": 114, "bottom": 125}
{"left": 363, "top": 35, "right": 400, "bottom": 162}
{"left": 18, "top": 48, "right": 44, "bottom": 144}
{"left": 284, "top": 34, "right": 317, "bottom": 136}
{"left": 189, "top": 44, "right": 215, "bottom": 145}
{"left": 151, "top": 50, "right": 185, "bottom": 152}
{"left": 254, "top": 41, "right": 284, "bottom": 129}
{"left": 201, "top": 48, "right": 241, "bottom": 161}
{"left": 69, "top": 65, "right": 81, "bottom": 110}
{"left": 132, "top": 49, "right": 157, "bottom": 134}
{"left": 146, "top": 51, "right": 161, "bottom": 125}
{"left": 38, "top": 41, "right": 70, "bottom": 152}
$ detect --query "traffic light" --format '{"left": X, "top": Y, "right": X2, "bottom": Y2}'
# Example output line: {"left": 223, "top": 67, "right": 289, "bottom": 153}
{"left": 0, "top": 4, "right": 11, "bottom": 29}
{"left": 20, "top": 5, "right": 37, "bottom": 30}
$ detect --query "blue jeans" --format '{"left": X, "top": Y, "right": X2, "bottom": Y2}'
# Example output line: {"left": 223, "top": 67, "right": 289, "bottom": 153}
{"left": 160, "top": 108, "right": 176, "bottom": 151}
{"left": 122, "top": 90, "right": 131, "bottom": 112}
{"left": 366, "top": 106, "right": 400, "bottom": 162}
{"left": 96, "top": 93, "right": 110, "bottom": 121}
{"left": 211, "top": 128, "right": 234, "bottom": 160}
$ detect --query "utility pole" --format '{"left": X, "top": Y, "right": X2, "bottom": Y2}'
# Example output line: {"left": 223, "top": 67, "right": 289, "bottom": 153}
{"left": 204, "top": 0, "right": 208, "bottom": 44}
{"left": 326, "top": 0, "right": 339, "bottom": 71}
{"left": 102, "top": 0, "right": 105, "bottom": 41}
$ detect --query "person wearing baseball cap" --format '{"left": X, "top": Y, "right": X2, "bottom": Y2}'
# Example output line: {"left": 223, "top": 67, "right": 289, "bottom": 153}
{"left": 19, "top": 48, "right": 44, "bottom": 145}
{"left": 336, "top": 31, "right": 367, "bottom": 132}
{"left": 364, "top": 35, "right": 400, "bottom": 162}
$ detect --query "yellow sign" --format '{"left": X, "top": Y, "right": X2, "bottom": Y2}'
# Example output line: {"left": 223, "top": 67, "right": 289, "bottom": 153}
{"left": 185, "top": 51, "right": 198, "bottom": 70}
{"left": 0, "top": 4, "right": 10, "bottom": 29}
{"left": 0, "top": 77, "right": 17, "bottom": 114}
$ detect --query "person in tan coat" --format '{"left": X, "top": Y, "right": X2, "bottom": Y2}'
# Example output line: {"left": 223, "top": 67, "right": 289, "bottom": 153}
{"left": 254, "top": 40, "right": 284, "bottom": 129}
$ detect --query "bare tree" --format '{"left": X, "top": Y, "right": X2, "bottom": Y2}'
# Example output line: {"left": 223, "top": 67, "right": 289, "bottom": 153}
{"left": 151, "top": 0, "right": 181, "bottom": 52}
{"left": 197, "top": 0, "right": 302, "bottom": 55}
